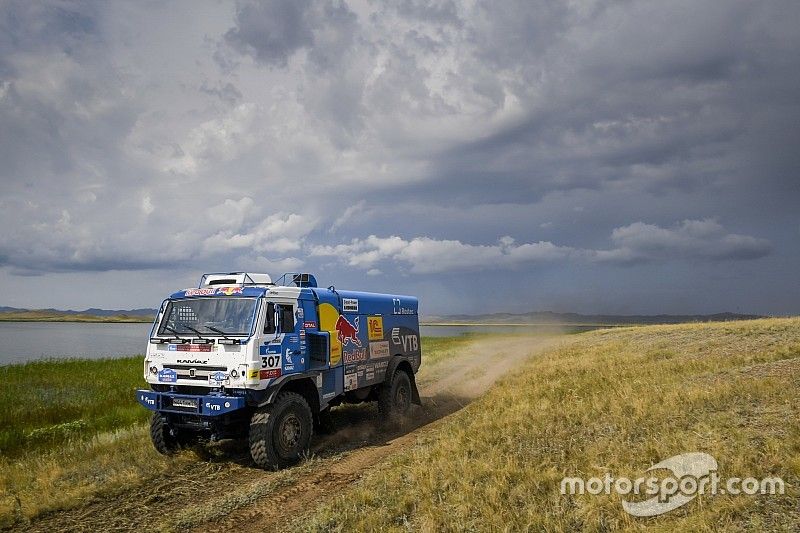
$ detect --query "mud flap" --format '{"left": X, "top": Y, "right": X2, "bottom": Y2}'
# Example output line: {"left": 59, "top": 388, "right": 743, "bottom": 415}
{"left": 410, "top": 373, "right": 421, "bottom": 405}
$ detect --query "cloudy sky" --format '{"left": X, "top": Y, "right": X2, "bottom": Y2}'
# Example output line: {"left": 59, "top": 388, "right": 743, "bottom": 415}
{"left": 1, "top": 0, "right": 798, "bottom": 316}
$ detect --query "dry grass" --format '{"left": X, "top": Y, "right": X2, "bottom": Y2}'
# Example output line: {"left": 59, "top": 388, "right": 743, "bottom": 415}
{"left": 0, "top": 335, "right": 483, "bottom": 529}
{"left": 296, "top": 318, "right": 800, "bottom": 531}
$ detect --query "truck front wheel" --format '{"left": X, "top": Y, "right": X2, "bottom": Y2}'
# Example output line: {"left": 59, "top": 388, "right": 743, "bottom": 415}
{"left": 378, "top": 369, "right": 412, "bottom": 422}
{"left": 249, "top": 392, "right": 313, "bottom": 470}
{"left": 150, "top": 413, "right": 181, "bottom": 454}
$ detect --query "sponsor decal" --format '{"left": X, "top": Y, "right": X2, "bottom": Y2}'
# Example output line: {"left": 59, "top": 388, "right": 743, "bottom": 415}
{"left": 157, "top": 368, "right": 177, "bottom": 383}
{"left": 177, "top": 359, "right": 208, "bottom": 364}
{"left": 342, "top": 348, "right": 368, "bottom": 364}
{"left": 342, "top": 298, "right": 359, "bottom": 312}
{"left": 260, "top": 368, "right": 281, "bottom": 379}
{"left": 369, "top": 340, "right": 390, "bottom": 359}
{"left": 169, "top": 344, "right": 212, "bottom": 352}
{"left": 392, "top": 298, "right": 415, "bottom": 315}
{"left": 184, "top": 288, "right": 216, "bottom": 297}
{"left": 260, "top": 345, "right": 281, "bottom": 355}
{"left": 336, "top": 315, "right": 361, "bottom": 347}
{"left": 318, "top": 302, "right": 342, "bottom": 366}
{"left": 400, "top": 334, "right": 419, "bottom": 352}
{"left": 216, "top": 286, "right": 243, "bottom": 296}
{"left": 139, "top": 393, "right": 156, "bottom": 406}
{"left": 303, "top": 321, "right": 317, "bottom": 329}
{"left": 209, "top": 371, "right": 228, "bottom": 383}
{"left": 344, "top": 373, "right": 358, "bottom": 391}
{"left": 367, "top": 316, "right": 384, "bottom": 341}
{"left": 391, "top": 329, "right": 419, "bottom": 352}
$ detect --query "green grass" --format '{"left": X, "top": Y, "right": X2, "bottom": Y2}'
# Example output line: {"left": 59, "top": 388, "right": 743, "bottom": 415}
{"left": 0, "top": 335, "right": 476, "bottom": 526}
{"left": 0, "top": 356, "right": 149, "bottom": 457}
{"left": 296, "top": 318, "right": 800, "bottom": 531}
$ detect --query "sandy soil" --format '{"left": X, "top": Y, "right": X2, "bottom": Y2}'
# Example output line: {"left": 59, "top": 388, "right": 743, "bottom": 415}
{"left": 20, "top": 335, "right": 562, "bottom": 533}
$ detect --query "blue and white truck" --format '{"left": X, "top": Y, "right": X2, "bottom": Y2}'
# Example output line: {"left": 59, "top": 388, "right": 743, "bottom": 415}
{"left": 136, "top": 272, "right": 421, "bottom": 469}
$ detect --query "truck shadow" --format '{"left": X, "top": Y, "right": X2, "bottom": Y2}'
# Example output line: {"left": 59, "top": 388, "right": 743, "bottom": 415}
{"left": 200, "top": 392, "right": 475, "bottom": 467}
{"left": 312, "top": 393, "right": 473, "bottom": 458}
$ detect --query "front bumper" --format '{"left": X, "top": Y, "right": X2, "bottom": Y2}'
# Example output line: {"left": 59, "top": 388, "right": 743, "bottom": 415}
{"left": 136, "top": 389, "right": 246, "bottom": 417}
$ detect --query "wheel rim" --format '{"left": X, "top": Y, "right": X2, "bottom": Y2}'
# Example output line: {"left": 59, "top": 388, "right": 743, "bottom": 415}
{"left": 395, "top": 382, "right": 409, "bottom": 410}
{"left": 278, "top": 413, "right": 302, "bottom": 451}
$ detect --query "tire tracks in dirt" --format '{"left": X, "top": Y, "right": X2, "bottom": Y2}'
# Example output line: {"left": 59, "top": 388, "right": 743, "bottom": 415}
{"left": 17, "top": 335, "right": 562, "bottom": 533}
{"left": 200, "top": 335, "right": 562, "bottom": 533}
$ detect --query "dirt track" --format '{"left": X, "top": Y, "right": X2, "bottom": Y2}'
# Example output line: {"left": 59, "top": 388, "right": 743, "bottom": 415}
{"left": 21, "top": 335, "right": 561, "bottom": 533}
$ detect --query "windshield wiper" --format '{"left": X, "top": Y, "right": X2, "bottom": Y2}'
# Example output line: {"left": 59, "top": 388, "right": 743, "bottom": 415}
{"left": 162, "top": 325, "right": 182, "bottom": 339}
{"left": 205, "top": 325, "right": 231, "bottom": 339}
{"left": 179, "top": 323, "right": 212, "bottom": 342}
{"left": 205, "top": 325, "right": 243, "bottom": 345}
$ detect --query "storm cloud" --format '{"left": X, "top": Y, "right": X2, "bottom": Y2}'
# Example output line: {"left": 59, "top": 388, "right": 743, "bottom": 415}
{"left": 0, "top": 0, "right": 797, "bottom": 314}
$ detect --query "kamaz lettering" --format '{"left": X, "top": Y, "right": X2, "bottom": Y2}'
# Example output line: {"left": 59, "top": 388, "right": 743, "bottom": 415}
{"left": 136, "top": 271, "right": 421, "bottom": 470}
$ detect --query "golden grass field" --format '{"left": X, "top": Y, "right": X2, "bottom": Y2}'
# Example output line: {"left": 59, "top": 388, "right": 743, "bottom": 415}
{"left": 1, "top": 319, "right": 798, "bottom": 531}
{"left": 295, "top": 318, "right": 800, "bottom": 531}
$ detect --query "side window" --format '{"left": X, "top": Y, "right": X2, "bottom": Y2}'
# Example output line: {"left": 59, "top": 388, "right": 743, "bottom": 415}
{"left": 278, "top": 305, "right": 295, "bottom": 333}
{"left": 263, "top": 303, "right": 276, "bottom": 334}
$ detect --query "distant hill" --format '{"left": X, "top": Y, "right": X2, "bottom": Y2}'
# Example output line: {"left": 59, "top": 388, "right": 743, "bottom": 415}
{"left": 0, "top": 307, "right": 156, "bottom": 322}
{"left": 0, "top": 306, "right": 156, "bottom": 316}
{"left": 422, "top": 311, "right": 765, "bottom": 325}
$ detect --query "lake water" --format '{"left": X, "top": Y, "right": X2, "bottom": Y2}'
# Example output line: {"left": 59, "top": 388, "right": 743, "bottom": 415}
{"left": 0, "top": 322, "right": 592, "bottom": 365}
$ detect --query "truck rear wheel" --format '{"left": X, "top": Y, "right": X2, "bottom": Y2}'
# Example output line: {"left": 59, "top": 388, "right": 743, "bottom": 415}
{"left": 378, "top": 369, "right": 412, "bottom": 422}
{"left": 249, "top": 392, "right": 313, "bottom": 470}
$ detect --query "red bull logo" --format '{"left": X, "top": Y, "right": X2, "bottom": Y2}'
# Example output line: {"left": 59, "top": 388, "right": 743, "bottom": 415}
{"left": 336, "top": 315, "right": 361, "bottom": 347}
{"left": 216, "top": 286, "right": 243, "bottom": 295}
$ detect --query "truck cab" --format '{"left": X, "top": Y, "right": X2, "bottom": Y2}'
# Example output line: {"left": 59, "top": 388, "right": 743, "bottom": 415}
{"left": 136, "top": 272, "right": 421, "bottom": 469}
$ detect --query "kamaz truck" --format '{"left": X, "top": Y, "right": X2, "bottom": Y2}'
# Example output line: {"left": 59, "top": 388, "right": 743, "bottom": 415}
{"left": 136, "top": 272, "right": 421, "bottom": 469}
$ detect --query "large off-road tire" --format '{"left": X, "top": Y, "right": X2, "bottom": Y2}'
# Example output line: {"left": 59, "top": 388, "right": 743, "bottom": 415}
{"left": 249, "top": 392, "right": 313, "bottom": 470}
{"left": 150, "top": 413, "right": 180, "bottom": 455}
{"left": 378, "top": 369, "right": 412, "bottom": 422}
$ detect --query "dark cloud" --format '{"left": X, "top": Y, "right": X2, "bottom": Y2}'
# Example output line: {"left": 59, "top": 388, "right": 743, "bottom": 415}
{"left": 0, "top": 0, "right": 797, "bottom": 314}
{"left": 224, "top": 0, "right": 315, "bottom": 67}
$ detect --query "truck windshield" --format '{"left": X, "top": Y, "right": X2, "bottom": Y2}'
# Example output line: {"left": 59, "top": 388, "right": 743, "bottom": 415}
{"left": 158, "top": 297, "right": 257, "bottom": 337}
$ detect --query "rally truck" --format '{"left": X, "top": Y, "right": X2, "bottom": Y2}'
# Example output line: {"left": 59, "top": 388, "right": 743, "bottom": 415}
{"left": 136, "top": 272, "right": 421, "bottom": 470}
